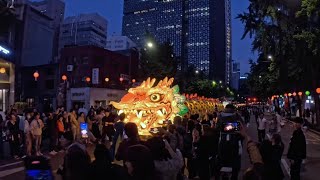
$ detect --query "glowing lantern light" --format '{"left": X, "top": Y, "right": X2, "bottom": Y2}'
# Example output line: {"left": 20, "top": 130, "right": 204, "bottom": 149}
{"left": 132, "top": 79, "right": 136, "bottom": 83}
{"left": 85, "top": 77, "right": 91, "bottom": 82}
{"left": 293, "top": 92, "right": 297, "bottom": 96}
{"left": 105, "top": 77, "right": 109, "bottom": 82}
{"left": 0, "top": 68, "right": 5, "bottom": 74}
{"left": 284, "top": 93, "right": 288, "bottom": 96}
{"left": 316, "top": 88, "right": 320, "bottom": 94}
{"left": 288, "top": 93, "right": 292, "bottom": 96}
{"left": 298, "top": 92, "right": 303, "bottom": 96}
{"left": 253, "top": 98, "right": 257, "bottom": 101}
{"left": 248, "top": 98, "right": 251, "bottom": 101}
{"left": 61, "top": 75, "right": 67, "bottom": 81}
{"left": 305, "top": 91, "right": 310, "bottom": 96}
{"left": 33, "top": 71, "right": 39, "bottom": 81}
{"left": 119, "top": 77, "right": 124, "bottom": 82}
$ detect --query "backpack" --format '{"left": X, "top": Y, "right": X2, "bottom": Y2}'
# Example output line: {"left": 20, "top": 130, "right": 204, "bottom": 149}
{"left": 216, "top": 113, "right": 243, "bottom": 167}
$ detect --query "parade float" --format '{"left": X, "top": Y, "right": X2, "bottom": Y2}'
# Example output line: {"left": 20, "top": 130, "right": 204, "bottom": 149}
{"left": 111, "top": 77, "right": 222, "bottom": 135}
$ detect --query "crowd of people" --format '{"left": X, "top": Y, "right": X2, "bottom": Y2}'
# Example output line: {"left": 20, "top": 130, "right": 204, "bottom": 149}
{"left": 0, "top": 104, "right": 307, "bottom": 180}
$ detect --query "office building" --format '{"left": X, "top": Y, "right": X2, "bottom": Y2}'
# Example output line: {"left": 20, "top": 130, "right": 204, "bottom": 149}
{"left": 30, "top": 0, "right": 65, "bottom": 62}
{"left": 59, "top": 13, "right": 108, "bottom": 50}
{"left": 231, "top": 61, "right": 240, "bottom": 90}
{"left": 122, "top": 0, "right": 232, "bottom": 83}
{"left": 106, "top": 36, "right": 136, "bottom": 51}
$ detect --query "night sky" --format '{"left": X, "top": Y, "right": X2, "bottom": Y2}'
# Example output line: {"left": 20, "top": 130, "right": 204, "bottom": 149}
{"left": 65, "top": 0, "right": 256, "bottom": 75}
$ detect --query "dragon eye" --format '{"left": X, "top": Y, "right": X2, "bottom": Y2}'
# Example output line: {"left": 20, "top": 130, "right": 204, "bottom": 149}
{"left": 150, "top": 93, "right": 161, "bottom": 102}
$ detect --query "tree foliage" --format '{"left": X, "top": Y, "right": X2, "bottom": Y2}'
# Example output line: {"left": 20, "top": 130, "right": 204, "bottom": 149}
{"left": 139, "top": 33, "right": 178, "bottom": 80}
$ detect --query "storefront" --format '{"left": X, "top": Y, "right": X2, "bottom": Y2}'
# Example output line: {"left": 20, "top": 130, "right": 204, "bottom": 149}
{"left": 0, "top": 45, "right": 14, "bottom": 112}
{"left": 66, "top": 88, "right": 126, "bottom": 111}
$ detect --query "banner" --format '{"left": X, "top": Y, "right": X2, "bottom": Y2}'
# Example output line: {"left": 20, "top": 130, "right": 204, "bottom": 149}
{"left": 92, "top": 68, "right": 99, "bottom": 84}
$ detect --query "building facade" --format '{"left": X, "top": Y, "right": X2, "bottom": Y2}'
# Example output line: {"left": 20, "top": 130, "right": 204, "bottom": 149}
{"left": 231, "top": 61, "right": 240, "bottom": 90}
{"left": 59, "top": 13, "right": 108, "bottom": 51}
{"left": 59, "top": 45, "right": 139, "bottom": 88}
{"left": 106, "top": 36, "right": 136, "bottom": 51}
{"left": 122, "top": 0, "right": 232, "bottom": 83}
{"left": 30, "top": 0, "right": 65, "bottom": 62}
{"left": 20, "top": 63, "right": 59, "bottom": 112}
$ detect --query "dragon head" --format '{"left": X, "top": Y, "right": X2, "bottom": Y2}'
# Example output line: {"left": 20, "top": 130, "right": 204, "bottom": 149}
{"left": 111, "top": 77, "right": 188, "bottom": 135}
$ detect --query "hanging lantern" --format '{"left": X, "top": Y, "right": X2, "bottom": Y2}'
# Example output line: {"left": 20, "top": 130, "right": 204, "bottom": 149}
{"left": 293, "top": 92, "right": 297, "bottom": 96}
{"left": 105, "top": 77, "right": 109, "bottom": 82}
{"left": 288, "top": 93, "right": 292, "bottom": 97}
{"left": 298, "top": 92, "right": 303, "bottom": 96}
{"left": 33, "top": 71, "right": 39, "bottom": 81}
{"left": 0, "top": 68, "right": 6, "bottom": 74}
{"left": 85, "top": 77, "right": 91, "bottom": 82}
{"left": 284, "top": 93, "right": 288, "bottom": 97}
{"left": 305, "top": 91, "right": 310, "bottom": 96}
{"left": 120, "top": 77, "right": 124, "bottom": 82}
{"left": 316, "top": 88, "right": 320, "bottom": 94}
{"left": 61, "top": 75, "right": 67, "bottom": 81}
{"left": 132, "top": 79, "right": 136, "bottom": 83}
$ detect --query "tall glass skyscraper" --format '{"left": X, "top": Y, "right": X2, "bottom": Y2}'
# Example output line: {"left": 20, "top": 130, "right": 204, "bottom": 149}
{"left": 123, "top": 0, "right": 231, "bottom": 84}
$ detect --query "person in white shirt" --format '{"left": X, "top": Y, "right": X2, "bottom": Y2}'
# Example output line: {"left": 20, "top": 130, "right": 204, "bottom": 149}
{"left": 24, "top": 112, "right": 32, "bottom": 156}
{"left": 30, "top": 112, "right": 44, "bottom": 156}
{"left": 257, "top": 113, "right": 268, "bottom": 142}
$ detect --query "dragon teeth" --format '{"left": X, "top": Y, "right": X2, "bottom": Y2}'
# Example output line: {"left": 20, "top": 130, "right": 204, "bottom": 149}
{"left": 118, "top": 110, "right": 124, "bottom": 115}
{"left": 137, "top": 111, "right": 143, "bottom": 118}
{"left": 157, "top": 110, "right": 164, "bottom": 116}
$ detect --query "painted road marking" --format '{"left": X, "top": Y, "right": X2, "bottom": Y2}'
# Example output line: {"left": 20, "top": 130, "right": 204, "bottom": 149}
{"left": 0, "top": 161, "right": 23, "bottom": 168}
{"left": 0, "top": 167, "right": 24, "bottom": 178}
{"left": 281, "top": 159, "right": 290, "bottom": 177}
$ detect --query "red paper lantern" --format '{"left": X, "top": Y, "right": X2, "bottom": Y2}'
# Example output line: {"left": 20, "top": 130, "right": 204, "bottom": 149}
{"left": 293, "top": 92, "right": 297, "bottom": 96}
{"left": 62, "top": 75, "right": 67, "bottom": 81}
{"left": 132, "top": 79, "right": 136, "bottom": 83}
{"left": 33, "top": 71, "right": 39, "bottom": 81}
{"left": 284, "top": 93, "right": 288, "bottom": 96}
{"left": 85, "top": 77, "right": 91, "bottom": 82}
{"left": 119, "top": 77, "right": 124, "bottom": 82}
{"left": 316, "top": 88, "right": 320, "bottom": 94}
{"left": 298, "top": 92, "right": 303, "bottom": 96}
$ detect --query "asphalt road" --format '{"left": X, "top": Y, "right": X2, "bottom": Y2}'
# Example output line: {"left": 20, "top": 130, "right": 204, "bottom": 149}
{"left": 0, "top": 114, "right": 320, "bottom": 180}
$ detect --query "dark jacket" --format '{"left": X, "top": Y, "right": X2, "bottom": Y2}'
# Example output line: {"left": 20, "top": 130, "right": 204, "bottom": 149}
{"left": 287, "top": 128, "right": 306, "bottom": 160}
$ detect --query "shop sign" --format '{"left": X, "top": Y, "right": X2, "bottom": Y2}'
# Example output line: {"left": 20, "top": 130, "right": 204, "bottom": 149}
{"left": 71, "top": 89, "right": 87, "bottom": 100}
{"left": 92, "top": 68, "right": 99, "bottom": 84}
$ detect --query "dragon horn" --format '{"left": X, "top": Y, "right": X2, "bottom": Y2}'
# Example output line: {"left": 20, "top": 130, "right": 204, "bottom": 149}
{"left": 167, "top": 78, "right": 174, "bottom": 86}
{"left": 161, "top": 77, "right": 168, "bottom": 87}
{"left": 157, "top": 80, "right": 163, "bottom": 87}
{"left": 149, "top": 78, "right": 156, "bottom": 87}
{"left": 145, "top": 77, "right": 151, "bottom": 87}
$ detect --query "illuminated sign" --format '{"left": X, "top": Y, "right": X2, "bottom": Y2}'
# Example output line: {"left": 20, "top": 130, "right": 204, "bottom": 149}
{"left": 0, "top": 45, "right": 10, "bottom": 55}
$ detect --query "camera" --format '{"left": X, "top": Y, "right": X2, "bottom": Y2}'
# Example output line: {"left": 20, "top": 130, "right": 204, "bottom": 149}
{"left": 222, "top": 121, "right": 240, "bottom": 133}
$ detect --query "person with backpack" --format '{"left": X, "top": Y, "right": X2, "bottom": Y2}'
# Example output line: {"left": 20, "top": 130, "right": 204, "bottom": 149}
{"left": 215, "top": 104, "right": 244, "bottom": 180}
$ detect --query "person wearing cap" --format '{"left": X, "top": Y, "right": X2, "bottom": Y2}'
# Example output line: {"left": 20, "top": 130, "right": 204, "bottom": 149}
{"left": 287, "top": 117, "right": 306, "bottom": 180}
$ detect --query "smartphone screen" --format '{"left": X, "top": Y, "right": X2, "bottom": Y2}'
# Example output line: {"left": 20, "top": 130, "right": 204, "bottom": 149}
{"left": 223, "top": 122, "right": 240, "bottom": 132}
{"left": 80, "top": 123, "right": 87, "bottom": 131}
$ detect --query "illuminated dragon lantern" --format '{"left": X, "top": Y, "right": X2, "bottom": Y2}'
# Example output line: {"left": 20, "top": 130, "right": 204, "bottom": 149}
{"left": 184, "top": 94, "right": 223, "bottom": 117}
{"left": 111, "top": 77, "right": 188, "bottom": 135}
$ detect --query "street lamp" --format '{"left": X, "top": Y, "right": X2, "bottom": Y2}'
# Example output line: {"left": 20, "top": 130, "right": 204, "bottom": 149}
{"left": 147, "top": 42, "right": 153, "bottom": 48}
{"left": 268, "top": 55, "right": 273, "bottom": 60}
{"left": 195, "top": 70, "right": 199, "bottom": 74}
